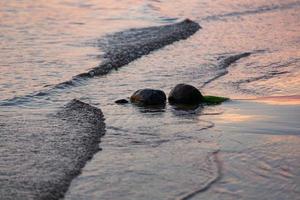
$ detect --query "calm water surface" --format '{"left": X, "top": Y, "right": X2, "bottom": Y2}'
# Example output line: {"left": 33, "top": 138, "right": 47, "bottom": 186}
{"left": 0, "top": 0, "right": 300, "bottom": 199}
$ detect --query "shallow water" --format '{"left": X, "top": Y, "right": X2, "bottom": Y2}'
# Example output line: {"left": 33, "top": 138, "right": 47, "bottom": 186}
{"left": 1, "top": 0, "right": 300, "bottom": 199}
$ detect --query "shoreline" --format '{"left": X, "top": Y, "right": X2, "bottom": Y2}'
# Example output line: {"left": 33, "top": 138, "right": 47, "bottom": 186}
{"left": 1, "top": 1, "right": 299, "bottom": 197}
{"left": 65, "top": 95, "right": 300, "bottom": 199}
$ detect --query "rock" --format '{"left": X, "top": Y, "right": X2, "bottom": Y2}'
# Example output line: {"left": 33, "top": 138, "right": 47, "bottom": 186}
{"left": 130, "top": 89, "right": 166, "bottom": 106}
{"left": 115, "top": 99, "right": 129, "bottom": 104}
{"left": 168, "top": 84, "right": 204, "bottom": 105}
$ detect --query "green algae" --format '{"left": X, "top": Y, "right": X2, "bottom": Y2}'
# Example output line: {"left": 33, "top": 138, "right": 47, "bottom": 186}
{"left": 203, "top": 96, "right": 229, "bottom": 105}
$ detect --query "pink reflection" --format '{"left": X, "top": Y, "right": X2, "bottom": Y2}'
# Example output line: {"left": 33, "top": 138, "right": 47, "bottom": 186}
{"left": 216, "top": 113, "right": 262, "bottom": 123}
{"left": 255, "top": 95, "right": 300, "bottom": 105}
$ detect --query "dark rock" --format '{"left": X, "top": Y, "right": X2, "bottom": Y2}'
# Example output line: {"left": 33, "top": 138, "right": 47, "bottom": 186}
{"left": 168, "top": 84, "right": 204, "bottom": 105}
{"left": 115, "top": 99, "right": 129, "bottom": 104}
{"left": 130, "top": 89, "right": 166, "bottom": 106}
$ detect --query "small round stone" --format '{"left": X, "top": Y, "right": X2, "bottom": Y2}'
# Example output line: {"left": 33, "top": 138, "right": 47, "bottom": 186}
{"left": 168, "top": 84, "right": 204, "bottom": 105}
{"left": 130, "top": 89, "right": 166, "bottom": 106}
{"left": 115, "top": 99, "right": 129, "bottom": 104}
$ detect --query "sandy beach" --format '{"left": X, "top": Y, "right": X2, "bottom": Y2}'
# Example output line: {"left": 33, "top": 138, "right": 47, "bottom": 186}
{"left": 1, "top": 0, "right": 299, "bottom": 199}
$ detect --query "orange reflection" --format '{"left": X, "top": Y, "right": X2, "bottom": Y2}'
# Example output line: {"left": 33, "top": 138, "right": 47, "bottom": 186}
{"left": 216, "top": 113, "right": 262, "bottom": 123}
{"left": 255, "top": 95, "right": 300, "bottom": 105}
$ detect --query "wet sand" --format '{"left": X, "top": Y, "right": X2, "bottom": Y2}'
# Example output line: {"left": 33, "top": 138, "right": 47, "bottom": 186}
{"left": 0, "top": 20, "right": 201, "bottom": 199}
{"left": 0, "top": 0, "right": 299, "bottom": 199}
{"left": 193, "top": 96, "right": 300, "bottom": 199}
{"left": 0, "top": 100, "right": 105, "bottom": 200}
{"left": 64, "top": 96, "right": 300, "bottom": 200}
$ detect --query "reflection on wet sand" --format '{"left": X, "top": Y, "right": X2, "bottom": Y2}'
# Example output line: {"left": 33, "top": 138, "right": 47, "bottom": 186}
{"left": 1, "top": 0, "right": 300, "bottom": 199}
{"left": 216, "top": 113, "right": 262, "bottom": 123}
{"left": 198, "top": 98, "right": 300, "bottom": 199}
{"left": 255, "top": 95, "right": 300, "bottom": 105}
